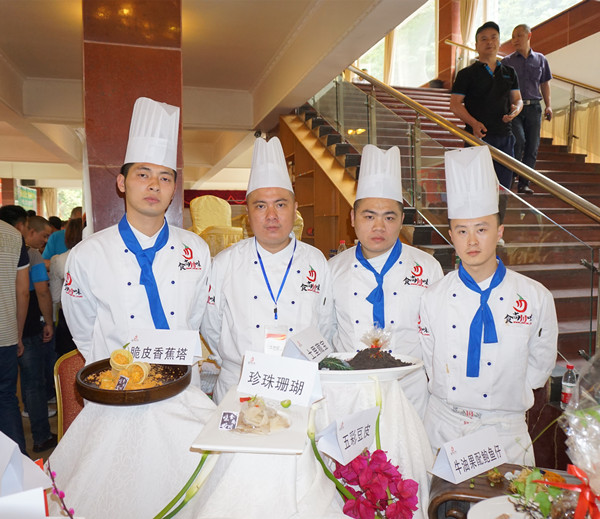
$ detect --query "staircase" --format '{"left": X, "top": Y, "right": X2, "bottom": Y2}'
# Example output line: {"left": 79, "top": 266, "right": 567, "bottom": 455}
{"left": 304, "top": 82, "right": 600, "bottom": 362}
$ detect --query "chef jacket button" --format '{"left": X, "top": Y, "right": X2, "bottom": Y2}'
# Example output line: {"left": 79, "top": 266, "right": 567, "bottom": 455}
{"left": 452, "top": 293, "right": 456, "bottom": 297}
{"left": 130, "top": 315, "right": 134, "bottom": 319}
{"left": 170, "top": 311, "right": 174, "bottom": 315}
{"left": 483, "top": 393, "right": 488, "bottom": 398}
{"left": 390, "top": 320, "right": 395, "bottom": 324}
{"left": 254, "top": 261, "right": 258, "bottom": 265}
{"left": 453, "top": 355, "right": 457, "bottom": 359}
{"left": 487, "top": 361, "right": 491, "bottom": 366}
{"left": 127, "top": 282, "right": 132, "bottom": 286}
{"left": 296, "top": 270, "right": 300, "bottom": 274}
{"left": 452, "top": 324, "right": 456, "bottom": 329}
{"left": 256, "top": 324, "right": 260, "bottom": 328}
{"left": 399, "top": 261, "right": 402, "bottom": 264}
{"left": 354, "top": 292, "right": 357, "bottom": 296}
{"left": 355, "top": 320, "right": 359, "bottom": 324}
{"left": 354, "top": 264, "right": 358, "bottom": 268}
{"left": 452, "top": 386, "right": 456, "bottom": 391}
{"left": 254, "top": 295, "right": 257, "bottom": 299}
{"left": 171, "top": 280, "right": 175, "bottom": 285}
{"left": 171, "top": 246, "right": 174, "bottom": 250}
{"left": 393, "top": 292, "right": 397, "bottom": 296}
{"left": 289, "top": 328, "right": 293, "bottom": 332}
{"left": 124, "top": 249, "right": 128, "bottom": 253}
{"left": 500, "top": 297, "right": 504, "bottom": 301}
{"left": 291, "top": 300, "right": 295, "bottom": 304}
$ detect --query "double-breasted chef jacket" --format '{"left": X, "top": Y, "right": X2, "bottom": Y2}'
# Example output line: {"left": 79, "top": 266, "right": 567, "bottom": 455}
{"left": 62, "top": 222, "right": 211, "bottom": 364}
{"left": 419, "top": 267, "right": 558, "bottom": 464}
{"left": 201, "top": 236, "right": 334, "bottom": 403}
{"left": 327, "top": 243, "right": 443, "bottom": 418}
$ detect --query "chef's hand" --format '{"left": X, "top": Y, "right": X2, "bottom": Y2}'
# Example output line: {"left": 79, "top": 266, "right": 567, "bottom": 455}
{"left": 472, "top": 121, "right": 487, "bottom": 139}
{"left": 502, "top": 104, "right": 520, "bottom": 123}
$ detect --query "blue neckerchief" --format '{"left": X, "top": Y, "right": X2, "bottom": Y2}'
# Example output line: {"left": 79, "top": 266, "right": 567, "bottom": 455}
{"left": 458, "top": 257, "right": 506, "bottom": 377}
{"left": 118, "top": 215, "right": 170, "bottom": 329}
{"left": 355, "top": 239, "right": 402, "bottom": 328}
{"left": 255, "top": 238, "right": 297, "bottom": 320}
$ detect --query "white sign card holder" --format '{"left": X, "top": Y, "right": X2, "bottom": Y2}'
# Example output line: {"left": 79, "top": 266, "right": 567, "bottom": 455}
{"left": 283, "top": 326, "right": 334, "bottom": 363}
{"left": 127, "top": 329, "right": 201, "bottom": 365}
{"left": 237, "top": 351, "right": 322, "bottom": 407}
{"left": 430, "top": 427, "right": 506, "bottom": 484}
{"left": 316, "top": 407, "right": 379, "bottom": 465}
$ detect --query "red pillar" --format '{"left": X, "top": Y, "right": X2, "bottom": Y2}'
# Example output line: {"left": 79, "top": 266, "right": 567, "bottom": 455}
{"left": 437, "top": 0, "right": 461, "bottom": 89}
{"left": 82, "top": 0, "right": 183, "bottom": 231}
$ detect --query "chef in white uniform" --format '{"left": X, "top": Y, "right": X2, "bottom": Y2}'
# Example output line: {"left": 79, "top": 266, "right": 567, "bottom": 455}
{"left": 419, "top": 146, "right": 558, "bottom": 465}
{"left": 62, "top": 97, "right": 211, "bottom": 366}
{"left": 328, "top": 145, "right": 442, "bottom": 418}
{"left": 202, "top": 136, "right": 334, "bottom": 403}
{"left": 50, "top": 98, "right": 218, "bottom": 519}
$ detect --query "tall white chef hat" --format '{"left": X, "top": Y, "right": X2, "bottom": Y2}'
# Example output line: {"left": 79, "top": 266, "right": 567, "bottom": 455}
{"left": 445, "top": 146, "right": 499, "bottom": 219}
{"left": 356, "top": 145, "right": 402, "bottom": 202}
{"left": 124, "top": 97, "right": 180, "bottom": 171}
{"left": 247, "top": 137, "right": 293, "bottom": 195}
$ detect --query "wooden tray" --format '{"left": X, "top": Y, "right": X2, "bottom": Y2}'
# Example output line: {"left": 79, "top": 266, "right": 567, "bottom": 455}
{"left": 76, "top": 359, "right": 191, "bottom": 406}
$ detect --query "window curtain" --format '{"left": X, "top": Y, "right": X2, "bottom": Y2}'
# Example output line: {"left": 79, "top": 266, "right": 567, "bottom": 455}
{"left": 541, "top": 108, "right": 568, "bottom": 146}
{"left": 40, "top": 188, "right": 57, "bottom": 217}
{"left": 457, "top": 0, "right": 479, "bottom": 74}
{"left": 383, "top": 31, "right": 395, "bottom": 84}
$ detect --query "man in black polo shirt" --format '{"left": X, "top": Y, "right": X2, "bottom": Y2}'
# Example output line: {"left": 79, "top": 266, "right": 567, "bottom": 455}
{"left": 450, "top": 21, "right": 523, "bottom": 189}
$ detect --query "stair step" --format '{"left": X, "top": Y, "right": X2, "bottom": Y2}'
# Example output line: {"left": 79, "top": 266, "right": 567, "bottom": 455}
{"left": 552, "top": 288, "right": 597, "bottom": 321}
{"left": 510, "top": 263, "right": 596, "bottom": 289}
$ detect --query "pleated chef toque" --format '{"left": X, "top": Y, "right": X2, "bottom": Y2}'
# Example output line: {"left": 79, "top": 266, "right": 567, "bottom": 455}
{"left": 445, "top": 146, "right": 499, "bottom": 219}
{"left": 355, "top": 145, "right": 402, "bottom": 202}
{"left": 124, "top": 97, "right": 180, "bottom": 171}
{"left": 247, "top": 137, "right": 293, "bottom": 195}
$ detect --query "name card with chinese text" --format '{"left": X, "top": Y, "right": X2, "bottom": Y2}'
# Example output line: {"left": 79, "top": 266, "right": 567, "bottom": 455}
{"left": 238, "top": 351, "right": 320, "bottom": 407}
{"left": 317, "top": 407, "right": 379, "bottom": 465}
{"left": 128, "top": 329, "right": 201, "bottom": 365}
{"left": 431, "top": 427, "right": 506, "bottom": 484}
{"left": 283, "top": 327, "right": 333, "bottom": 363}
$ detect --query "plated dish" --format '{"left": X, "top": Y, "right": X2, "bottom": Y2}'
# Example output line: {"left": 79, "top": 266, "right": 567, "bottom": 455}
{"left": 76, "top": 358, "right": 191, "bottom": 406}
{"left": 467, "top": 495, "right": 526, "bottom": 519}
{"left": 318, "top": 352, "right": 422, "bottom": 383}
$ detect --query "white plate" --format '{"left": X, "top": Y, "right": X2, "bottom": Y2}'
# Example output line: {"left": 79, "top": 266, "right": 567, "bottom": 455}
{"left": 318, "top": 352, "right": 422, "bottom": 383}
{"left": 191, "top": 387, "right": 309, "bottom": 454}
{"left": 467, "top": 495, "right": 526, "bottom": 519}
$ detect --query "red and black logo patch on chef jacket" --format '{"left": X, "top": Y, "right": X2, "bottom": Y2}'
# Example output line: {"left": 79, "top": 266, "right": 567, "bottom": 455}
{"left": 178, "top": 243, "right": 202, "bottom": 271}
{"left": 504, "top": 294, "right": 532, "bottom": 325}
{"left": 300, "top": 265, "right": 320, "bottom": 293}
{"left": 417, "top": 315, "right": 430, "bottom": 336}
{"left": 207, "top": 284, "right": 215, "bottom": 305}
{"left": 403, "top": 262, "right": 429, "bottom": 287}
{"left": 63, "top": 271, "right": 83, "bottom": 298}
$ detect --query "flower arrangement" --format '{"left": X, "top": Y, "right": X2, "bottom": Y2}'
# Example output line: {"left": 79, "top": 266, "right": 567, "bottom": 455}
{"left": 333, "top": 449, "right": 418, "bottom": 519}
{"left": 47, "top": 461, "right": 75, "bottom": 519}
{"left": 308, "top": 375, "right": 419, "bottom": 519}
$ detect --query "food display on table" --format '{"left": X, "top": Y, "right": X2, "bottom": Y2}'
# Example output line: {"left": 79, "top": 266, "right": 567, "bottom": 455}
{"left": 319, "top": 347, "right": 413, "bottom": 371}
{"left": 234, "top": 396, "right": 291, "bottom": 435}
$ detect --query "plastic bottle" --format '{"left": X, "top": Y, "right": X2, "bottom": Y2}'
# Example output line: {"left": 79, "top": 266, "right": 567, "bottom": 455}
{"left": 560, "top": 364, "right": 577, "bottom": 409}
{"left": 337, "top": 240, "right": 347, "bottom": 254}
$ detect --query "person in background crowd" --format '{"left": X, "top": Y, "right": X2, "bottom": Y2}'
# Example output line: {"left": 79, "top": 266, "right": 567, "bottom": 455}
{"left": 502, "top": 24, "right": 552, "bottom": 195}
{"left": 327, "top": 144, "right": 443, "bottom": 418}
{"left": 49, "top": 217, "right": 83, "bottom": 357}
{"left": 202, "top": 136, "right": 334, "bottom": 404}
{"left": 48, "top": 216, "right": 62, "bottom": 233}
{"left": 0, "top": 218, "right": 29, "bottom": 455}
{"left": 419, "top": 146, "right": 557, "bottom": 464}
{"left": 42, "top": 206, "right": 82, "bottom": 268}
{"left": 450, "top": 21, "right": 523, "bottom": 189}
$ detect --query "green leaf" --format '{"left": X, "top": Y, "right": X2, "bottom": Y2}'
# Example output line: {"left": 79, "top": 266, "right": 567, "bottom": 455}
{"left": 535, "top": 492, "right": 552, "bottom": 517}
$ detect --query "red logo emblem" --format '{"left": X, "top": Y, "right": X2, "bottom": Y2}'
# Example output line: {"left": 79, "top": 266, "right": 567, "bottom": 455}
{"left": 182, "top": 245, "right": 193, "bottom": 261}
{"left": 411, "top": 263, "right": 423, "bottom": 277}
{"left": 513, "top": 295, "right": 528, "bottom": 313}
{"left": 307, "top": 266, "right": 317, "bottom": 283}
{"left": 65, "top": 272, "right": 72, "bottom": 286}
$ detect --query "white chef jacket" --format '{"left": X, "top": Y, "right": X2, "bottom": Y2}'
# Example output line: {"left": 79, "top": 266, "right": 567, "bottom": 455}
{"left": 61, "top": 222, "right": 211, "bottom": 364}
{"left": 201, "top": 236, "right": 334, "bottom": 402}
{"left": 419, "top": 268, "right": 558, "bottom": 463}
{"left": 327, "top": 243, "right": 443, "bottom": 417}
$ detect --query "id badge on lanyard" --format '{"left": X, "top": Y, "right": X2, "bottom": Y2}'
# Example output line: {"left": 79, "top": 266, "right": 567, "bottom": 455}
{"left": 264, "top": 326, "right": 288, "bottom": 356}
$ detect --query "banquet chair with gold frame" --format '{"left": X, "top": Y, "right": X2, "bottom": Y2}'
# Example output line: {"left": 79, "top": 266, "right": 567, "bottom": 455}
{"left": 54, "top": 349, "right": 85, "bottom": 441}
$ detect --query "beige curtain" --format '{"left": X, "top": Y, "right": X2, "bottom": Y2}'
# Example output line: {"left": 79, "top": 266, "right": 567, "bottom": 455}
{"left": 41, "top": 188, "right": 57, "bottom": 217}
{"left": 540, "top": 108, "right": 568, "bottom": 146}
{"left": 457, "top": 0, "right": 479, "bottom": 74}
{"left": 572, "top": 100, "right": 600, "bottom": 164}
{"left": 383, "top": 31, "right": 395, "bottom": 84}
